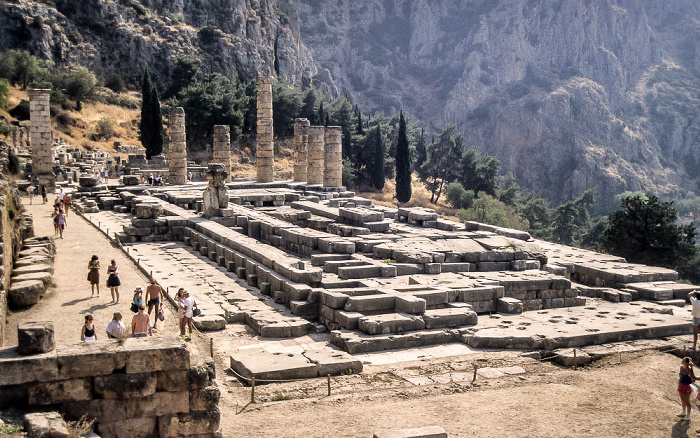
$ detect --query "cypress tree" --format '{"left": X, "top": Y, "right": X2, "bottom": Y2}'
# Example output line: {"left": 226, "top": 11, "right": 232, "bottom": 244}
{"left": 371, "top": 125, "right": 385, "bottom": 190}
{"left": 395, "top": 111, "right": 412, "bottom": 203}
{"left": 317, "top": 102, "right": 325, "bottom": 127}
{"left": 356, "top": 109, "right": 364, "bottom": 135}
{"left": 140, "top": 67, "right": 164, "bottom": 159}
{"left": 300, "top": 89, "right": 317, "bottom": 124}
{"left": 325, "top": 113, "right": 330, "bottom": 127}
{"left": 416, "top": 128, "right": 426, "bottom": 168}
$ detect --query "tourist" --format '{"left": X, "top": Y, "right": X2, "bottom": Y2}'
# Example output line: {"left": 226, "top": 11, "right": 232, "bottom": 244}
{"left": 54, "top": 196, "right": 62, "bottom": 212}
{"left": 176, "top": 288, "right": 185, "bottom": 329}
{"left": 26, "top": 185, "right": 34, "bottom": 204}
{"left": 40, "top": 185, "right": 47, "bottom": 204}
{"left": 131, "top": 286, "right": 144, "bottom": 313}
{"left": 690, "top": 291, "right": 700, "bottom": 351}
{"left": 52, "top": 207, "right": 60, "bottom": 236}
{"left": 148, "top": 173, "right": 154, "bottom": 185}
{"left": 62, "top": 193, "right": 71, "bottom": 216}
{"left": 678, "top": 357, "right": 696, "bottom": 420}
{"left": 105, "top": 312, "right": 126, "bottom": 339}
{"left": 56, "top": 210, "right": 66, "bottom": 239}
{"left": 107, "top": 259, "right": 121, "bottom": 303}
{"left": 32, "top": 175, "right": 39, "bottom": 187}
{"left": 131, "top": 305, "right": 152, "bottom": 337}
{"left": 81, "top": 314, "right": 97, "bottom": 341}
{"left": 87, "top": 255, "right": 100, "bottom": 298}
{"left": 179, "top": 289, "right": 194, "bottom": 340}
{"left": 146, "top": 278, "right": 164, "bottom": 329}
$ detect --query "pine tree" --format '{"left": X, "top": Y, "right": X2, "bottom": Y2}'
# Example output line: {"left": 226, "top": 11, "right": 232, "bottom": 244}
{"left": 356, "top": 109, "right": 364, "bottom": 135}
{"left": 395, "top": 111, "right": 412, "bottom": 203}
{"left": 371, "top": 125, "right": 385, "bottom": 190}
{"left": 139, "top": 67, "right": 164, "bottom": 159}
{"left": 332, "top": 98, "right": 354, "bottom": 160}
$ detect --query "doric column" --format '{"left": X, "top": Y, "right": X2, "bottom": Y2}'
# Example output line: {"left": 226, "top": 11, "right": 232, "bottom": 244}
{"left": 293, "top": 118, "right": 310, "bottom": 182}
{"left": 256, "top": 77, "right": 274, "bottom": 183}
{"left": 29, "top": 89, "right": 55, "bottom": 191}
{"left": 324, "top": 126, "right": 342, "bottom": 187}
{"left": 213, "top": 125, "right": 231, "bottom": 182}
{"left": 306, "top": 126, "right": 325, "bottom": 185}
{"left": 166, "top": 107, "right": 187, "bottom": 185}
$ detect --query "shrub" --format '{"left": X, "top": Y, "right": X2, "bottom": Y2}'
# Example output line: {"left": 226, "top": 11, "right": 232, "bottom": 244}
{"left": 0, "top": 78, "right": 8, "bottom": 110}
{"left": 105, "top": 73, "right": 126, "bottom": 93}
{"left": 95, "top": 116, "right": 116, "bottom": 139}
{"left": 445, "top": 182, "right": 475, "bottom": 209}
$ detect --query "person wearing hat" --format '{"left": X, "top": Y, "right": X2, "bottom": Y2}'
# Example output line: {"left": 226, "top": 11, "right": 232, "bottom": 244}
{"left": 131, "top": 286, "right": 144, "bottom": 313}
{"left": 178, "top": 289, "right": 194, "bottom": 340}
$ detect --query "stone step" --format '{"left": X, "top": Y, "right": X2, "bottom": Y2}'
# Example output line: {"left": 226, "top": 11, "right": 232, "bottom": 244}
{"left": 358, "top": 313, "right": 426, "bottom": 335}
{"left": 422, "top": 308, "right": 478, "bottom": 329}
{"left": 330, "top": 328, "right": 463, "bottom": 354}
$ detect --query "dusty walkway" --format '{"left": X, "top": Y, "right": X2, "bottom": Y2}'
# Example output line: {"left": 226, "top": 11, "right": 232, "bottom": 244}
{"left": 4, "top": 198, "right": 180, "bottom": 346}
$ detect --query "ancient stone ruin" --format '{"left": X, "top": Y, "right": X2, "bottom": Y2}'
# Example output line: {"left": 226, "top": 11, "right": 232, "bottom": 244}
{"left": 202, "top": 163, "right": 229, "bottom": 217}
{"left": 29, "top": 89, "right": 55, "bottom": 192}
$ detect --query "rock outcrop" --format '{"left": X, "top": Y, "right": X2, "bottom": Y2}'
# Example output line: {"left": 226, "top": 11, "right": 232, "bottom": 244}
{"left": 293, "top": 0, "right": 700, "bottom": 208}
{"left": 0, "top": 0, "right": 319, "bottom": 87}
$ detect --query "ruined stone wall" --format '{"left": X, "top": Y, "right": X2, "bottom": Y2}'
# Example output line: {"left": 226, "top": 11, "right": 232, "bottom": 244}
{"left": 0, "top": 184, "right": 26, "bottom": 347}
{"left": 0, "top": 336, "right": 221, "bottom": 437}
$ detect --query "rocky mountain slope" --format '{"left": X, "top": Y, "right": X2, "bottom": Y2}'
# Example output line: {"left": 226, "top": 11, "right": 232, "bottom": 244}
{"left": 294, "top": 0, "right": 700, "bottom": 209}
{"left": 0, "top": 0, "right": 321, "bottom": 87}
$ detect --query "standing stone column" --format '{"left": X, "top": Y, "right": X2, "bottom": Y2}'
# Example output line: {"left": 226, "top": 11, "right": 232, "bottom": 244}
{"left": 29, "top": 89, "right": 55, "bottom": 191}
{"left": 256, "top": 77, "right": 274, "bottom": 183}
{"left": 166, "top": 107, "right": 188, "bottom": 185}
{"left": 324, "top": 126, "right": 342, "bottom": 187}
{"left": 306, "top": 126, "right": 325, "bottom": 185}
{"left": 293, "top": 118, "right": 310, "bottom": 182}
{"left": 213, "top": 125, "right": 231, "bottom": 182}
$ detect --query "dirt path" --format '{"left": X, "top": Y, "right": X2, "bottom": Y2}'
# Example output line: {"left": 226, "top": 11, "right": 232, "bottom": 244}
{"left": 220, "top": 352, "right": 691, "bottom": 437}
{"left": 5, "top": 198, "right": 180, "bottom": 345}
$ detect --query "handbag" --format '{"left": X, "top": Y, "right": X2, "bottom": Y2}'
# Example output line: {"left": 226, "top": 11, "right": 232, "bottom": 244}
{"left": 192, "top": 302, "right": 201, "bottom": 317}
{"left": 158, "top": 309, "right": 165, "bottom": 321}
{"left": 130, "top": 302, "right": 139, "bottom": 313}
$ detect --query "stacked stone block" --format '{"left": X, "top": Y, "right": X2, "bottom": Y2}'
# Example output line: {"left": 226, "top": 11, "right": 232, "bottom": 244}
{"left": 306, "top": 126, "right": 325, "bottom": 185}
{"left": 9, "top": 237, "right": 55, "bottom": 308}
{"left": 166, "top": 107, "right": 188, "bottom": 185}
{"left": 324, "top": 126, "right": 342, "bottom": 187}
{"left": 256, "top": 77, "right": 274, "bottom": 183}
{"left": 0, "top": 334, "right": 221, "bottom": 438}
{"left": 293, "top": 118, "right": 310, "bottom": 182}
{"left": 29, "top": 89, "right": 55, "bottom": 192}
{"left": 212, "top": 125, "right": 231, "bottom": 182}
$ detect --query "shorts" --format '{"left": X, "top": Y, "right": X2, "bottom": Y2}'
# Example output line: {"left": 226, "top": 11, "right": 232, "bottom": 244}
{"left": 679, "top": 382, "right": 693, "bottom": 394}
{"left": 83, "top": 336, "right": 96, "bottom": 341}
{"left": 134, "top": 333, "right": 148, "bottom": 338}
{"left": 693, "top": 317, "right": 700, "bottom": 326}
{"left": 148, "top": 298, "right": 160, "bottom": 307}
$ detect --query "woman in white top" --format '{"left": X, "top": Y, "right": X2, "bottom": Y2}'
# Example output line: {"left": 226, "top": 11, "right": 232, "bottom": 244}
{"left": 178, "top": 289, "right": 194, "bottom": 340}
{"left": 105, "top": 312, "right": 126, "bottom": 339}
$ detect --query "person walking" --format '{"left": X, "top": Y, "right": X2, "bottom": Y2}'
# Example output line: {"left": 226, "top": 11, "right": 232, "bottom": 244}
{"left": 62, "top": 193, "right": 71, "bottom": 216}
{"left": 105, "top": 312, "right": 126, "bottom": 339}
{"left": 176, "top": 288, "right": 185, "bottom": 330}
{"left": 131, "top": 305, "right": 152, "bottom": 337}
{"left": 690, "top": 291, "right": 700, "bottom": 351}
{"left": 678, "top": 357, "right": 697, "bottom": 421}
{"left": 40, "top": 185, "right": 47, "bottom": 204}
{"left": 179, "top": 290, "right": 194, "bottom": 340}
{"left": 56, "top": 210, "right": 66, "bottom": 239}
{"left": 54, "top": 196, "right": 62, "bottom": 212}
{"left": 146, "top": 278, "right": 164, "bottom": 329}
{"left": 87, "top": 255, "right": 101, "bottom": 298}
{"left": 52, "top": 207, "right": 60, "bottom": 237}
{"left": 107, "top": 259, "right": 121, "bottom": 303}
{"left": 26, "top": 185, "right": 34, "bottom": 204}
{"left": 81, "top": 315, "right": 97, "bottom": 341}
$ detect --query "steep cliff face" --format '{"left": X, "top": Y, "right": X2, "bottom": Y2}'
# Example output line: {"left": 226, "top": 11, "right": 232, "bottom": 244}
{"left": 0, "top": 0, "right": 319, "bottom": 86}
{"left": 294, "top": 0, "right": 700, "bottom": 208}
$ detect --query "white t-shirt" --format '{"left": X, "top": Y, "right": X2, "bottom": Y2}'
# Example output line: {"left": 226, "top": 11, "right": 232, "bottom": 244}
{"left": 105, "top": 320, "right": 126, "bottom": 338}
{"left": 691, "top": 295, "right": 700, "bottom": 318}
{"left": 181, "top": 296, "right": 194, "bottom": 318}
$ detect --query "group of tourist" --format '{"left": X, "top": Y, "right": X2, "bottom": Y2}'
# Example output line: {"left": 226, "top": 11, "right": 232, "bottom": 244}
{"left": 146, "top": 173, "right": 164, "bottom": 186}
{"left": 51, "top": 192, "right": 70, "bottom": 239}
{"left": 677, "top": 291, "right": 700, "bottom": 423}
{"left": 83, "top": 255, "right": 196, "bottom": 340}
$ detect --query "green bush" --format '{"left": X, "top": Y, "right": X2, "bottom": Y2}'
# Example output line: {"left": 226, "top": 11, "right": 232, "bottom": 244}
{"left": 445, "top": 182, "right": 475, "bottom": 209}
{"left": 0, "top": 78, "right": 8, "bottom": 110}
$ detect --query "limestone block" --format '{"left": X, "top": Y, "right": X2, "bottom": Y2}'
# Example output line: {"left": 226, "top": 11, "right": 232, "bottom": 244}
{"left": 11, "top": 271, "right": 53, "bottom": 286}
{"left": 18, "top": 321, "right": 55, "bottom": 355}
{"left": 79, "top": 176, "right": 98, "bottom": 187}
{"left": 97, "top": 417, "right": 157, "bottom": 438}
{"left": 93, "top": 372, "right": 156, "bottom": 399}
{"left": 28, "top": 377, "right": 92, "bottom": 405}
{"left": 230, "top": 350, "right": 316, "bottom": 381}
{"left": 497, "top": 297, "right": 524, "bottom": 314}
{"left": 193, "top": 315, "right": 226, "bottom": 331}
{"left": 123, "top": 336, "right": 190, "bottom": 374}
{"left": 157, "top": 370, "right": 189, "bottom": 392}
{"left": 24, "top": 411, "right": 69, "bottom": 438}
{"left": 188, "top": 357, "right": 216, "bottom": 390}
{"left": 64, "top": 391, "right": 189, "bottom": 422}
{"left": 189, "top": 385, "right": 220, "bottom": 411}
{"left": 0, "top": 347, "right": 58, "bottom": 385}
{"left": 56, "top": 341, "right": 127, "bottom": 379}
{"left": 303, "top": 349, "right": 363, "bottom": 376}
{"left": 122, "top": 175, "right": 141, "bottom": 185}
{"left": 358, "top": 313, "right": 426, "bottom": 335}
{"left": 373, "top": 426, "right": 447, "bottom": 438}
{"left": 158, "top": 409, "right": 221, "bottom": 437}
{"left": 134, "top": 203, "right": 163, "bottom": 219}
{"left": 423, "top": 308, "right": 478, "bottom": 329}
{"left": 9, "top": 280, "right": 45, "bottom": 307}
